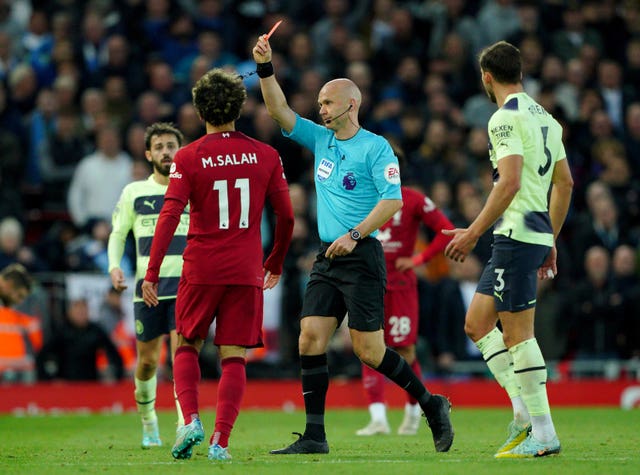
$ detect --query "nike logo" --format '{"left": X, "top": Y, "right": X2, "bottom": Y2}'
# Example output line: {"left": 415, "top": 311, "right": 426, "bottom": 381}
{"left": 302, "top": 391, "right": 313, "bottom": 396}
{"left": 494, "top": 291, "right": 504, "bottom": 302}
{"left": 143, "top": 199, "right": 156, "bottom": 210}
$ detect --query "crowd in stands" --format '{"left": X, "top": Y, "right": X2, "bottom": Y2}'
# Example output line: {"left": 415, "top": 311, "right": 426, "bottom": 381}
{"left": 2, "top": 0, "right": 640, "bottom": 382}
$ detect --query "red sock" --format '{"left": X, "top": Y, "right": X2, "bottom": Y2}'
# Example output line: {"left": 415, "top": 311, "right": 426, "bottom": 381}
{"left": 173, "top": 346, "right": 200, "bottom": 424}
{"left": 407, "top": 359, "right": 422, "bottom": 405}
{"left": 211, "top": 357, "right": 246, "bottom": 448}
{"left": 362, "top": 363, "right": 385, "bottom": 404}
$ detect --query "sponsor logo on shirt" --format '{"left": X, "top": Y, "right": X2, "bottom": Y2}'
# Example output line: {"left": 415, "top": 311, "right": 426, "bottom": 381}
{"left": 342, "top": 172, "right": 356, "bottom": 190}
{"left": 169, "top": 162, "right": 182, "bottom": 179}
{"left": 491, "top": 124, "right": 513, "bottom": 139}
{"left": 384, "top": 164, "right": 401, "bottom": 185}
{"left": 317, "top": 158, "right": 334, "bottom": 182}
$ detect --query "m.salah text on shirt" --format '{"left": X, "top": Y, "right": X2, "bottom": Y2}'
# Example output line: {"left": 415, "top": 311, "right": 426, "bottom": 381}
{"left": 201, "top": 153, "right": 258, "bottom": 168}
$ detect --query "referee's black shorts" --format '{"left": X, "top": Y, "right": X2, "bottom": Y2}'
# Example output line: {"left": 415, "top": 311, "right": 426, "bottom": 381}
{"left": 300, "top": 237, "right": 386, "bottom": 332}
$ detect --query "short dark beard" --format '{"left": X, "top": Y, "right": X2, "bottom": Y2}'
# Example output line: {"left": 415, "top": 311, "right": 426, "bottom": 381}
{"left": 153, "top": 161, "right": 170, "bottom": 176}
{"left": 485, "top": 87, "right": 496, "bottom": 104}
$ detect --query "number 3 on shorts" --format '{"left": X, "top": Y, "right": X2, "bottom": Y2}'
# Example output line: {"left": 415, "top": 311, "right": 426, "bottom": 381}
{"left": 494, "top": 268, "right": 505, "bottom": 291}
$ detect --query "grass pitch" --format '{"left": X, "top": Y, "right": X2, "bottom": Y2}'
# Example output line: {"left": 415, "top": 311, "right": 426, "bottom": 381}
{"left": 0, "top": 407, "right": 638, "bottom": 475}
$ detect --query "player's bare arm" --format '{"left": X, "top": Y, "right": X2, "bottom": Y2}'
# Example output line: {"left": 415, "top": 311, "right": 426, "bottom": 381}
{"left": 253, "top": 37, "right": 296, "bottom": 133}
{"left": 263, "top": 188, "right": 294, "bottom": 287}
{"left": 109, "top": 267, "right": 127, "bottom": 292}
{"left": 445, "top": 154, "right": 522, "bottom": 262}
{"left": 548, "top": 157, "right": 573, "bottom": 240}
{"left": 263, "top": 271, "right": 281, "bottom": 290}
{"left": 140, "top": 279, "right": 159, "bottom": 307}
{"left": 326, "top": 199, "right": 402, "bottom": 259}
{"left": 538, "top": 157, "right": 574, "bottom": 280}
{"left": 394, "top": 257, "right": 415, "bottom": 272}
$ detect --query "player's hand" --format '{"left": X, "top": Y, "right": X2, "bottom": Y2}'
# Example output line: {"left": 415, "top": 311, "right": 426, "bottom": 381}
{"left": 538, "top": 245, "right": 558, "bottom": 280}
{"left": 253, "top": 36, "right": 272, "bottom": 63}
{"left": 395, "top": 257, "right": 415, "bottom": 272}
{"left": 325, "top": 234, "right": 357, "bottom": 259}
{"left": 141, "top": 280, "right": 159, "bottom": 307}
{"left": 263, "top": 270, "right": 281, "bottom": 290}
{"left": 110, "top": 268, "right": 127, "bottom": 292}
{"left": 443, "top": 228, "right": 478, "bottom": 262}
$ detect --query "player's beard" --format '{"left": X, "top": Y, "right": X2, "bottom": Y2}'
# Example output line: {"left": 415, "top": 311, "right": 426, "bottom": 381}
{"left": 153, "top": 157, "right": 171, "bottom": 176}
{"left": 484, "top": 83, "right": 497, "bottom": 104}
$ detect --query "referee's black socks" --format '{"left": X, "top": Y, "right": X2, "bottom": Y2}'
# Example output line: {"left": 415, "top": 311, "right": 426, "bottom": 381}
{"left": 300, "top": 354, "right": 329, "bottom": 441}
{"left": 376, "top": 348, "right": 432, "bottom": 408}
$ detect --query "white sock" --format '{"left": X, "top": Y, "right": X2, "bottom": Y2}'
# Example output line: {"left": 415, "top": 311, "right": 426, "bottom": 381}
{"left": 369, "top": 402, "right": 387, "bottom": 423}
{"left": 476, "top": 328, "right": 521, "bottom": 399}
{"left": 531, "top": 414, "right": 556, "bottom": 442}
{"left": 510, "top": 338, "right": 557, "bottom": 442}
{"left": 135, "top": 375, "right": 157, "bottom": 423}
{"left": 511, "top": 396, "right": 530, "bottom": 426}
{"left": 405, "top": 402, "right": 421, "bottom": 417}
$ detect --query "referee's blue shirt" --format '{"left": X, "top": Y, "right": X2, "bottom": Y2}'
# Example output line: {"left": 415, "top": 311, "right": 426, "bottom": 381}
{"left": 283, "top": 114, "right": 402, "bottom": 242}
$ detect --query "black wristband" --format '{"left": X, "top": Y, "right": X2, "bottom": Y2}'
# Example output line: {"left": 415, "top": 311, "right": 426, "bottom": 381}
{"left": 256, "top": 61, "right": 274, "bottom": 78}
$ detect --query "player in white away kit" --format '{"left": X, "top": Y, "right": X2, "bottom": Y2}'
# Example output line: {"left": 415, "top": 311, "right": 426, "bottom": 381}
{"left": 443, "top": 41, "right": 573, "bottom": 458}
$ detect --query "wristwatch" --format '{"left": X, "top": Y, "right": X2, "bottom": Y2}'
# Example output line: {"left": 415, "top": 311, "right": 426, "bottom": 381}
{"left": 348, "top": 228, "right": 362, "bottom": 241}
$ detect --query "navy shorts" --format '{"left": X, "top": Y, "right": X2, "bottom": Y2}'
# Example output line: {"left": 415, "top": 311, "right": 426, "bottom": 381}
{"left": 476, "top": 235, "right": 550, "bottom": 312}
{"left": 134, "top": 299, "right": 177, "bottom": 342}
{"left": 301, "top": 237, "right": 386, "bottom": 331}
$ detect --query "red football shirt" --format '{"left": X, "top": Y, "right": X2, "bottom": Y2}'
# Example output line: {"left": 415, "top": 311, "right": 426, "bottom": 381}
{"left": 378, "top": 187, "right": 454, "bottom": 289}
{"left": 145, "top": 131, "right": 292, "bottom": 287}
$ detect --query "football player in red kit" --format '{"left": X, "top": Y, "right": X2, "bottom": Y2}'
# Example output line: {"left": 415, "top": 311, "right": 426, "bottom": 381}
{"left": 142, "top": 68, "right": 294, "bottom": 461}
{"left": 357, "top": 147, "right": 454, "bottom": 436}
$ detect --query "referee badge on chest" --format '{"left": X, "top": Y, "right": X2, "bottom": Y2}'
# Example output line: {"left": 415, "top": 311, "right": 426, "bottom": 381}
{"left": 317, "top": 158, "right": 335, "bottom": 182}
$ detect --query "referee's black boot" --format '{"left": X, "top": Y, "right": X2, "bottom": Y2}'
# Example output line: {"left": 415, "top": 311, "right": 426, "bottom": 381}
{"left": 270, "top": 432, "right": 330, "bottom": 454}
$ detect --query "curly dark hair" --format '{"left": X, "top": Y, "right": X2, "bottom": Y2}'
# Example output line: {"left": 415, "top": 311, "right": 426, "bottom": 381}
{"left": 144, "top": 122, "right": 184, "bottom": 151}
{"left": 192, "top": 68, "right": 247, "bottom": 126}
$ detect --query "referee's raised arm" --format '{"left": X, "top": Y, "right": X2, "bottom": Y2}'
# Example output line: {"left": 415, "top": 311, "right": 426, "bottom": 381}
{"left": 253, "top": 36, "right": 296, "bottom": 133}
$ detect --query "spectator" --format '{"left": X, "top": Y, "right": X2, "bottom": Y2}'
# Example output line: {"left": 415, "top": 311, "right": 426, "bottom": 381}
{"left": 596, "top": 59, "right": 636, "bottom": 133}
{"left": 36, "top": 297, "right": 124, "bottom": 381}
{"left": 0, "top": 30, "right": 20, "bottom": 82}
{"left": 555, "top": 57, "right": 587, "bottom": 122}
{"left": 0, "top": 81, "right": 26, "bottom": 220}
{"left": 610, "top": 244, "right": 640, "bottom": 358}
{"left": 571, "top": 181, "right": 632, "bottom": 269}
{"left": 147, "top": 59, "right": 190, "bottom": 121}
{"left": 566, "top": 246, "right": 624, "bottom": 360}
{"left": 551, "top": 2, "right": 603, "bottom": 62}
{"left": 91, "top": 34, "right": 145, "bottom": 98}
{"left": 78, "top": 10, "right": 109, "bottom": 78}
{"left": 476, "top": 0, "right": 521, "bottom": 49}
{"left": 0, "top": 217, "right": 46, "bottom": 272}
{"left": 431, "top": 254, "right": 484, "bottom": 373}
{"left": 0, "top": 263, "right": 38, "bottom": 382}
{"left": 176, "top": 102, "right": 204, "bottom": 145}
{"left": 67, "top": 125, "right": 132, "bottom": 229}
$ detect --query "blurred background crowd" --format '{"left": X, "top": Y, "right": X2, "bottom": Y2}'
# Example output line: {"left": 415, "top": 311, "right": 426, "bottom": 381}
{"left": 2, "top": 0, "right": 640, "bottom": 383}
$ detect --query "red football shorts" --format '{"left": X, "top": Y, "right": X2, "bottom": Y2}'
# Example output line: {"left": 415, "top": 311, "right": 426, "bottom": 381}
{"left": 175, "top": 279, "right": 264, "bottom": 348}
{"left": 383, "top": 285, "right": 419, "bottom": 348}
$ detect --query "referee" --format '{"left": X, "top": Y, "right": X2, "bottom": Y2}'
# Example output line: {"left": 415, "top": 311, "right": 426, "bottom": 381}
{"left": 253, "top": 35, "right": 454, "bottom": 454}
